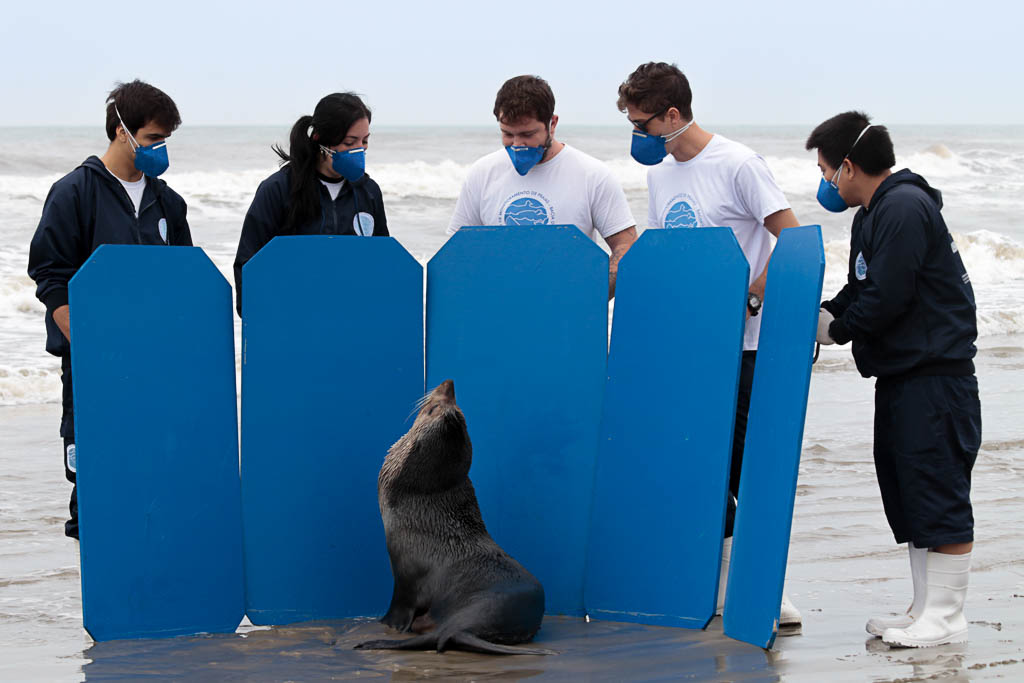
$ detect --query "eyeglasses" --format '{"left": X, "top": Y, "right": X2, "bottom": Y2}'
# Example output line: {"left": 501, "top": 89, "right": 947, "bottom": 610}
{"left": 630, "top": 107, "right": 670, "bottom": 133}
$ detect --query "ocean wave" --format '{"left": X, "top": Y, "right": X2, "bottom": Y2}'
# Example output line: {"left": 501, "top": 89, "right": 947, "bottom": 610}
{"left": 821, "top": 229, "right": 1024, "bottom": 337}
{"left": 0, "top": 364, "right": 61, "bottom": 405}
{"left": 2, "top": 140, "right": 1021, "bottom": 212}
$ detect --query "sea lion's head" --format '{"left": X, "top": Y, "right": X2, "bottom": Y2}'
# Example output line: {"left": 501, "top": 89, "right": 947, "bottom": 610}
{"left": 380, "top": 379, "right": 472, "bottom": 494}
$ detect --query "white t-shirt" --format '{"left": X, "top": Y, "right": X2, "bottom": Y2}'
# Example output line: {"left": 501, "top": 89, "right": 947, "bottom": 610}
{"left": 320, "top": 177, "right": 344, "bottom": 201}
{"left": 446, "top": 144, "right": 635, "bottom": 241}
{"left": 646, "top": 135, "right": 790, "bottom": 350}
{"left": 117, "top": 175, "right": 147, "bottom": 218}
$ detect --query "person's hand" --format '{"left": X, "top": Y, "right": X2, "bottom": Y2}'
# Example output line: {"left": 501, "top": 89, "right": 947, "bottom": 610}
{"left": 817, "top": 307, "right": 835, "bottom": 345}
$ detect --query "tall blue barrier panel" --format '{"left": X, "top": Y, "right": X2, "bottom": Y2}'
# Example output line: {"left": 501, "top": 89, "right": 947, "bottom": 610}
{"left": 241, "top": 236, "right": 423, "bottom": 624}
{"left": 585, "top": 228, "right": 749, "bottom": 627}
{"left": 426, "top": 226, "right": 608, "bottom": 616}
{"left": 69, "top": 245, "right": 243, "bottom": 641}
{"left": 724, "top": 225, "right": 825, "bottom": 648}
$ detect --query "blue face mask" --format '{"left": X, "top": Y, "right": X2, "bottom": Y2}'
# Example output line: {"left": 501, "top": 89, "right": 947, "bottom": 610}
{"left": 113, "top": 103, "right": 170, "bottom": 177}
{"left": 505, "top": 144, "right": 546, "bottom": 176}
{"left": 815, "top": 123, "right": 875, "bottom": 212}
{"left": 322, "top": 145, "right": 366, "bottom": 182}
{"left": 132, "top": 141, "right": 169, "bottom": 177}
{"left": 817, "top": 167, "right": 849, "bottom": 212}
{"left": 630, "top": 118, "right": 693, "bottom": 166}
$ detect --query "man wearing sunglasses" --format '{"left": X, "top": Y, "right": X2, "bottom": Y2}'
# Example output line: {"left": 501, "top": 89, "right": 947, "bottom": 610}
{"left": 27, "top": 80, "right": 190, "bottom": 540}
{"left": 447, "top": 75, "right": 637, "bottom": 298}
{"left": 617, "top": 61, "right": 803, "bottom": 631}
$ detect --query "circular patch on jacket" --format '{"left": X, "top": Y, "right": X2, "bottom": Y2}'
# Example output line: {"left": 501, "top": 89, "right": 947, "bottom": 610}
{"left": 354, "top": 212, "right": 374, "bottom": 236}
{"left": 855, "top": 251, "right": 868, "bottom": 280}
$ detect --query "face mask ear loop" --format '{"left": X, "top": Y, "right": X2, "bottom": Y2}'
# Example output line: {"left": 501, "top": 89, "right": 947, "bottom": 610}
{"left": 662, "top": 119, "right": 694, "bottom": 143}
{"left": 837, "top": 123, "right": 874, "bottom": 184}
{"left": 111, "top": 102, "right": 141, "bottom": 151}
{"left": 829, "top": 164, "right": 843, "bottom": 189}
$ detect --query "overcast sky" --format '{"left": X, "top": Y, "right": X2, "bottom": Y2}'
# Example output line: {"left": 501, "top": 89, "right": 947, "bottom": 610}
{"left": 2, "top": 0, "right": 1020, "bottom": 127}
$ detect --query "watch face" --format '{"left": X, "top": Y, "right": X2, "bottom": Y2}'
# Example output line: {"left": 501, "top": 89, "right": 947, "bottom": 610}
{"left": 749, "top": 294, "right": 761, "bottom": 308}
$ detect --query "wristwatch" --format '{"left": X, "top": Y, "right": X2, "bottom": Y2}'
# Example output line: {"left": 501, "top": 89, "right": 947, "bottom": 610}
{"left": 747, "top": 292, "right": 762, "bottom": 316}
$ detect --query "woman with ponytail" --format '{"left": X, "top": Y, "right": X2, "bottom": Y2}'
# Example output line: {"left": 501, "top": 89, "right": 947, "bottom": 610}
{"left": 233, "top": 92, "right": 388, "bottom": 315}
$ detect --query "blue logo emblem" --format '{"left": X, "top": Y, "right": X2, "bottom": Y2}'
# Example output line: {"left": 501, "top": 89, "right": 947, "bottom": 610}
{"left": 855, "top": 251, "right": 868, "bottom": 280}
{"left": 503, "top": 197, "right": 549, "bottom": 226}
{"left": 354, "top": 212, "right": 374, "bottom": 236}
{"left": 664, "top": 200, "right": 698, "bottom": 229}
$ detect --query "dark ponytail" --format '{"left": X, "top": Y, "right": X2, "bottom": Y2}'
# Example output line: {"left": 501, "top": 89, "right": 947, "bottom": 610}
{"left": 272, "top": 93, "right": 372, "bottom": 233}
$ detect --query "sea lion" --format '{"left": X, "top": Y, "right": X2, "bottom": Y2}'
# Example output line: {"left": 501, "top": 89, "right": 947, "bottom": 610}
{"left": 355, "top": 379, "right": 554, "bottom": 655}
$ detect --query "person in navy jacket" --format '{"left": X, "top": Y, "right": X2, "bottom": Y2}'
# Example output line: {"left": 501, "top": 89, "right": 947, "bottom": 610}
{"left": 808, "top": 111, "right": 980, "bottom": 648}
{"left": 233, "top": 92, "right": 389, "bottom": 316}
{"left": 27, "top": 80, "right": 191, "bottom": 539}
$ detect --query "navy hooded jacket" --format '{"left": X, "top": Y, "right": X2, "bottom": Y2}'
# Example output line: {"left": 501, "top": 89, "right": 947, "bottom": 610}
{"left": 822, "top": 169, "right": 977, "bottom": 380}
{"left": 27, "top": 155, "right": 192, "bottom": 357}
{"left": 232, "top": 166, "right": 389, "bottom": 315}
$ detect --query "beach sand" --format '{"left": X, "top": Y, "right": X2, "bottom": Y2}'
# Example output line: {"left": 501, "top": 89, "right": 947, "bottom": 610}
{"left": 1, "top": 342, "right": 1022, "bottom": 682}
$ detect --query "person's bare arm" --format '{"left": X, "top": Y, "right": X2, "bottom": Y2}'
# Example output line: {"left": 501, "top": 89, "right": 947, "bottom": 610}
{"left": 605, "top": 226, "right": 638, "bottom": 299}
{"left": 749, "top": 208, "right": 801, "bottom": 303}
{"left": 52, "top": 304, "right": 71, "bottom": 340}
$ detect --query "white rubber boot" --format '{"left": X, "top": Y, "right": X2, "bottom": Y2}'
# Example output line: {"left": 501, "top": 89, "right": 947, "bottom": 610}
{"left": 715, "top": 536, "right": 801, "bottom": 631}
{"left": 716, "top": 537, "right": 732, "bottom": 615}
{"left": 867, "top": 542, "right": 928, "bottom": 636}
{"left": 779, "top": 592, "right": 802, "bottom": 629}
{"left": 882, "top": 551, "right": 970, "bottom": 647}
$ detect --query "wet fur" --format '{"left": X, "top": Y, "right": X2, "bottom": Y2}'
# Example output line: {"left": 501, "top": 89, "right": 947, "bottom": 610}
{"left": 355, "top": 380, "right": 553, "bottom": 655}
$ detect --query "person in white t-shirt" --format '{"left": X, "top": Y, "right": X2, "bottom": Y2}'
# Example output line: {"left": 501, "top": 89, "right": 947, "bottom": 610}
{"left": 448, "top": 75, "right": 637, "bottom": 298}
{"left": 617, "top": 61, "right": 804, "bottom": 630}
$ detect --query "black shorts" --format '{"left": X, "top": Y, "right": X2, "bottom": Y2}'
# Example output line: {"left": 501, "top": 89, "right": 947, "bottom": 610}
{"left": 873, "top": 374, "right": 981, "bottom": 547}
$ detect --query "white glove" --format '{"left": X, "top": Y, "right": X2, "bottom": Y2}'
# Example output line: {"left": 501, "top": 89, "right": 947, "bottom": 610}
{"left": 817, "top": 307, "right": 835, "bottom": 345}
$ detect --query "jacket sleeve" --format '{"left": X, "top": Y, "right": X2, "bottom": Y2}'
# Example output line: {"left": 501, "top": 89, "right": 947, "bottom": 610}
{"left": 234, "top": 177, "right": 286, "bottom": 316}
{"left": 172, "top": 195, "right": 193, "bottom": 246}
{"left": 821, "top": 283, "right": 855, "bottom": 318}
{"left": 27, "top": 180, "right": 84, "bottom": 314}
{"left": 371, "top": 181, "right": 389, "bottom": 236}
{"left": 828, "top": 202, "right": 928, "bottom": 344}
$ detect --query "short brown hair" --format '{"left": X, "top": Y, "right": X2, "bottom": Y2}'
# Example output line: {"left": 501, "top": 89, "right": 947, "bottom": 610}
{"left": 617, "top": 62, "right": 693, "bottom": 120}
{"left": 105, "top": 80, "right": 181, "bottom": 141}
{"left": 493, "top": 75, "right": 555, "bottom": 124}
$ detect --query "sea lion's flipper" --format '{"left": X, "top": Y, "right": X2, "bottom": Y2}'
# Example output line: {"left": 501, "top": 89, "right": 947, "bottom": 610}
{"left": 439, "top": 631, "right": 557, "bottom": 656}
{"left": 354, "top": 633, "right": 438, "bottom": 651}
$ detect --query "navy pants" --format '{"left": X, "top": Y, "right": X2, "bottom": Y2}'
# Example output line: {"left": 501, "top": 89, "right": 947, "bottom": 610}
{"left": 724, "top": 350, "right": 756, "bottom": 538}
{"left": 60, "top": 354, "right": 78, "bottom": 539}
{"left": 874, "top": 374, "right": 981, "bottom": 547}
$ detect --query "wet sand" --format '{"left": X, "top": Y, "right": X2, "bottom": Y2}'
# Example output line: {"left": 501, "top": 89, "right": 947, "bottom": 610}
{"left": 1, "top": 343, "right": 1022, "bottom": 681}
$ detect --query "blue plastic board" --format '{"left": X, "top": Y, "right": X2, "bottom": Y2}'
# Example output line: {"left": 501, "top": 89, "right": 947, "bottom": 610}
{"left": 426, "top": 226, "right": 608, "bottom": 616}
{"left": 69, "top": 245, "right": 243, "bottom": 641}
{"left": 723, "top": 225, "right": 825, "bottom": 648}
{"left": 585, "top": 228, "right": 749, "bottom": 628}
{"left": 241, "top": 236, "right": 423, "bottom": 624}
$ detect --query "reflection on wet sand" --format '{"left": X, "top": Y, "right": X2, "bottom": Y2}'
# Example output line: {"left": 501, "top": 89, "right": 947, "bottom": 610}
{"left": 82, "top": 617, "right": 780, "bottom": 682}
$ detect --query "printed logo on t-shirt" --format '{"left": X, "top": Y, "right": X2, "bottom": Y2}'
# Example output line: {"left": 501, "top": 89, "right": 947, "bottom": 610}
{"left": 661, "top": 193, "right": 706, "bottom": 229}
{"left": 501, "top": 191, "right": 555, "bottom": 226}
{"left": 855, "top": 251, "right": 868, "bottom": 280}
{"left": 354, "top": 212, "right": 374, "bottom": 236}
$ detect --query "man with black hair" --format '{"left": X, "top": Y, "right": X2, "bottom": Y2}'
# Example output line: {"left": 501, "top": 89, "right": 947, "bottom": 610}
{"left": 27, "top": 79, "right": 191, "bottom": 539}
{"left": 447, "top": 75, "right": 636, "bottom": 298}
{"left": 807, "top": 111, "right": 980, "bottom": 648}
{"left": 617, "top": 61, "right": 803, "bottom": 630}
